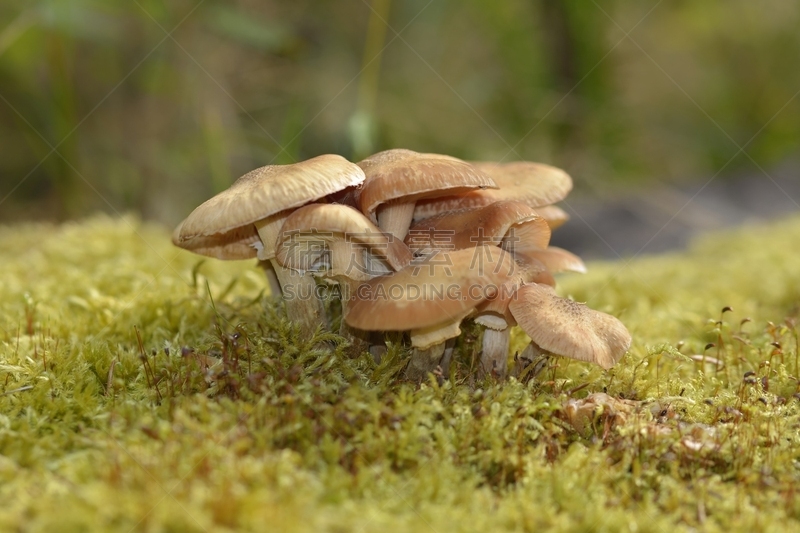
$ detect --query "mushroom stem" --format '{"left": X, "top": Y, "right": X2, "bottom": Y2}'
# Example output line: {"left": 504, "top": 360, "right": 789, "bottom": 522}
{"left": 257, "top": 259, "right": 283, "bottom": 297}
{"left": 271, "top": 261, "right": 327, "bottom": 339}
{"left": 329, "top": 240, "right": 357, "bottom": 277}
{"left": 330, "top": 241, "right": 371, "bottom": 357}
{"left": 512, "top": 341, "right": 549, "bottom": 380}
{"left": 369, "top": 344, "right": 387, "bottom": 364}
{"left": 439, "top": 337, "right": 456, "bottom": 377}
{"left": 335, "top": 274, "right": 371, "bottom": 358}
{"left": 339, "top": 320, "right": 371, "bottom": 358}
{"left": 478, "top": 327, "right": 510, "bottom": 379}
{"left": 256, "top": 215, "right": 327, "bottom": 339}
{"left": 405, "top": 342, "right": 445, "bottom": 383}
{"left": 376, "top": 200, "right": 416, "bottom": 241}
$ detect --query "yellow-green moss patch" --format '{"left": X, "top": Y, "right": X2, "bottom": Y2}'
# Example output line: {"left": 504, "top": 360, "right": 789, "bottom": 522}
{"left": 1, "top": 215, "right": 800, "bottom": 532}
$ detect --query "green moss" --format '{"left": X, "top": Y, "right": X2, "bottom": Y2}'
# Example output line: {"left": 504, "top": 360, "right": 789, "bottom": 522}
{"left": 1, "top": 214, "right": 800, "bottom": 532}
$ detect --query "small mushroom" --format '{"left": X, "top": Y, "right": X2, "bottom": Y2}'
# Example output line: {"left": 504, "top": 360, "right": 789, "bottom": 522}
{"left": 275, "top": 203, "right": 412, "bottom": 355}
{"left": 357, "top": 149, "right": 496, "bottom": 241}
{"left": 345, "top": 246, "right": 515, "bottom": 380}
{"left": 413, "top": 161, "right": 572, "bottom": 221}
{"left": 173, "top": 155, "right": 365, "bottom": 339}
{"left": 473, "top": 254, "right": 554, "bottom": 379}
{"left": 406, "top": 201, "right": 567, "bottom": 379}
{"left": 508, "top": 284, "right": 631, "bottom": 369}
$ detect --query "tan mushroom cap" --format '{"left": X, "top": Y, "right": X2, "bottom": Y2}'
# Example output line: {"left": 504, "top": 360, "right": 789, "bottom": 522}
{"left": 356, "top": 149, "right": 497, "bottom": 224}
{"left": 357, "top": 148, "right": 419, "bottom": 172}
{"left": 344, "top": 245, "right": 515, "bottom": 332}
{"left": 405, "top": 201, "right": 551, "bottom": 253}
{"left": 275, "top": 204, "right": 412, "bottom": 277}
{"left": 413, "top": 161, "right": 572, "bottom": 221}
{"left": 531, "top": 205, "right": 570, "bottom": 230}
{"left": 173, "top": 154, "right": 366, "bottom": 259}
{"left": 508, "top": 284, "right": 631, "bottom": 369}
{"left": 518, "top": 247, "right": 586, "bottom": 274}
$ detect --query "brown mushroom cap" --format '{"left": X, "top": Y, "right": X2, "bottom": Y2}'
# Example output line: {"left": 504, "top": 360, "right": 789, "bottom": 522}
{"left": 344, "top": 245, "right": 515, "bottom": 331}
{"left": 405, "top": 201, "right": 551, "bottom": 253}
{"left": 173, "top": 155, "right": 365, "bottom": 259}
{"left": 508, "top": 284, "right": 631, "bottom": 369}
{"left": 275, "top": 204, "right": 412, "bottom": 277}
{"left": 413, "top": 161, "right": 572, "bottom": 221}
{"left": 356, "top": 149, "right": 497, "bottom": 225}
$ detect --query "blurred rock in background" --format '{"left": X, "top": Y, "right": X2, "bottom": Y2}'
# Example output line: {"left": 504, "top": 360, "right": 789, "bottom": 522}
{"left": 552, "top": 162, "right": 800, "bottom": 258}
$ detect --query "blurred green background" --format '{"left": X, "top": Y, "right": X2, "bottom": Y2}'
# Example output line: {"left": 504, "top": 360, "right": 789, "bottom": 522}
{"left": 1, "top": 0, "right": 798, "bottom": 227}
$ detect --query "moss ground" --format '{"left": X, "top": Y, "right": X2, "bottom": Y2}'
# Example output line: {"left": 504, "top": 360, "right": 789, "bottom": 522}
{"left": 1, "top": 215, "right": 800, "bottom": 532}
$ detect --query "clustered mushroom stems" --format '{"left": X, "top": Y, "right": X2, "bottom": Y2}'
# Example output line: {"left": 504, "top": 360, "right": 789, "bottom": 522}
{"left": 174, "top": 150, "right": 632, "bottom": 382}
{"left": 255, "top": 215, "right": 327, "bottom": 339}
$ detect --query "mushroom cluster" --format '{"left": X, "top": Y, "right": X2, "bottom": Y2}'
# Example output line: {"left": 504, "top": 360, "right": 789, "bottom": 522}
{"left": 173, "top": 149, "right": 631, "bottom": 381}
